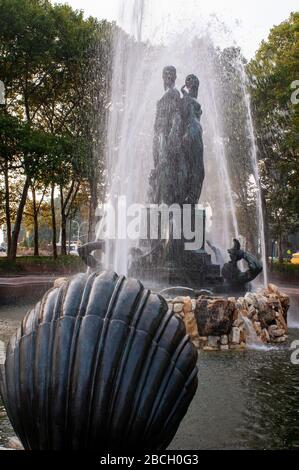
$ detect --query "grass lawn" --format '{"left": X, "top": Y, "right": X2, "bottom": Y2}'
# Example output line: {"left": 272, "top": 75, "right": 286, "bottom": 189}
{"left": 269, "top": 261, "right": 299, "bottom": 283}
{"left": 0, "top": 256, "right": 85, "bottom": 275}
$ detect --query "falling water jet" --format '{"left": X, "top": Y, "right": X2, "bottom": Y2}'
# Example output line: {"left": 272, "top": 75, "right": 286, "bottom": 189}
{"left": 237, "top": 60, "right": 268, "bottom": 286}
{"left": 209, "top": 88, "right": 240, "bottom": 242}
{"left": 101, "top": 0, "right": 265, "bottom": 285}
{"left": 241, "top": 315, "right": 278, "bottom": 351}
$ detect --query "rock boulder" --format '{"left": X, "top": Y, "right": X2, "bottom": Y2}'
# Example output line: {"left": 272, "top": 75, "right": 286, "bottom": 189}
{"left": 195, "top": 298, "right": 236, "bottom": 336}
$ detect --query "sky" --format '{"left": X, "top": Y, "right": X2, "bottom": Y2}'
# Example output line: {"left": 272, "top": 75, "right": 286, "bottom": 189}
{"left": 56, "top": 0, "right": 298, "bottom": 58}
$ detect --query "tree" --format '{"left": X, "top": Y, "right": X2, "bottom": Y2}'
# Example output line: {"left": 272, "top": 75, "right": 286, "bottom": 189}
{"left": 0, "top": 0, "right": 112, "bottom": 258}
{"left": 0, "top": 0, "right": 61, "bottom": 259}
{"left": 78, "top": 22, "right": 114, "bottom": 242}
{"left": 0, "top": 113, "right": 25, "bottom": 254}
{"left": 248, "top": 12, "right": 299, "bottom": 260}
{"left": 216, "top": 46, "right": 260, "bottom": 252}
{"left": 23, "top": 184, "right": 47, "bottom": 256}
{"left": 0, "top": 111, "right": 55, "bottom": 257}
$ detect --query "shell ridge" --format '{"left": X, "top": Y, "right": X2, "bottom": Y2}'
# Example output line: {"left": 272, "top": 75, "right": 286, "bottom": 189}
{"left": 4, "top": 348, "right": 27, "bottom": 448}
{"left": 66, "top": 272, "right": 120, "bottom": 446}
{"left": 15, "top": 343, "right": 31, "bottom": 448}
{"left": 51, "top": 315, "right": 77, "bottom": 449}
{"left": 105, "top": 287, "right": 149, "bottom": 434}
{"left": 150, "top": 340, "right": 197, "bottom": 421}
{"left": 34, "top": 321, "right": 52, "bottom": 448}
{"left": 63, "top": 272, "right": 92, "bottom": 447}
{"left": 69, "top": 316, "right": 105, "bottom": 449}
{"left": 86, "top": 276, "right": 125, "bottom": 418}
{"left": 158, "top": 367, "right": 198, "bottom": 441}
{"left": 64, "top": 316, "right": 83, "bottom": 448}
{"left": 126, "top": 309, "right": 174, "bottom": 437}
{"left": 46, "top": 318, "right": 62, "bottom": 448}
{"left": 77, "top": 272, "right": 98, "bottom": 318}
{"left": 47, "top": 282, "right": 72, "bottom": 448}
{"left": 39, "top": 288, "right": 55, "bottom": 318}
{"left": 20, "top": 331, "right": 39, "bottom": 448}
{"left": 64, "top": 271, "right": 98, "bottom": 430}
{"left": 53, "top": 282, "right": 69, "bottom": 321}
{"left": 21, "top": 306, "right": 37, "bottom": 337}
{"left": 86, "top": 276, "right": 139, "bottom": 443}
{"left": 84, "top": 275, "right": 126, "bottom": 444}
{"left": 143, "top": 335, "right": 190, "bottom": 437}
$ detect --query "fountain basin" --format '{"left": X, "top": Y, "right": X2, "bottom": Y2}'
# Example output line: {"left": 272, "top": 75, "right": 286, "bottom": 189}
{"left": 167, "top": 284, "right": 289, "bottom": 351}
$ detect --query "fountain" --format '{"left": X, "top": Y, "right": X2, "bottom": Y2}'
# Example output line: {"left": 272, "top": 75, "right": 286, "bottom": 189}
{"left": 1, "top": 0, "right": 284, "bottom": 453}
{"left": 95, "top": 0, "right": 267, "bottom": 292}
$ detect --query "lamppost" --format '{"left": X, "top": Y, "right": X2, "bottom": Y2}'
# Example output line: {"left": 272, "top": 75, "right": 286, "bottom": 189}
{"left": 71, "top": 220, "right": 80, "bottom": 243}
{"left": 78, "top": 221, "right": 89, "bottom": 244}
{"left": 71, "top": 220, "right": 89, "bottom": 245}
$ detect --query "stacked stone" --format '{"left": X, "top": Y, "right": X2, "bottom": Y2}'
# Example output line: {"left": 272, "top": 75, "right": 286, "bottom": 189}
{"left": 242, "top": 284, "right": 289, "bottom": 344}
{"left": 167, "top": 284, "right": 289, "bottom": 351}
{"left": 168, "top": 296, "right": 198, "bottom": 344}
{"left": 194, "top": 297, "right": 246, "bottom": 351}
{"left": 228, "top": 304, "right": 247, "bottom": 351}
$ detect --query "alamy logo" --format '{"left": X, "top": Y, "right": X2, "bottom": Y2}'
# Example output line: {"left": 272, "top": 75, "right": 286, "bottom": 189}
{"left": 0, "top": 80, "right": 5, "bottom": 105}
{"left": 290, "top": 340, "right": 299, "bottom": 365}
{"left": 291, "top": 80, "right": 299, "bottom": 105}
{"left": 0, "top": 339, "right": 5, "bottom": 365}
{"left": 95, "top": 197, "right": 205, "bottom": 251}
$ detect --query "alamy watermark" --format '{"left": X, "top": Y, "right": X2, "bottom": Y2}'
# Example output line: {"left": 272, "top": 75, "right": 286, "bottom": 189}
{"left": 0, "top": 340, "right": 5, "bottom": 365}
{"left": 291, "top": 80, "right": 299, "bottom": 105}
{"left": 0, "top": 80, "right": 5, "bottom": 105}
{"left": 290, "top": 340, "right": 299, "bottom": 365}
{"left": 95, "top": 197, "right": 204, "bottom": 251}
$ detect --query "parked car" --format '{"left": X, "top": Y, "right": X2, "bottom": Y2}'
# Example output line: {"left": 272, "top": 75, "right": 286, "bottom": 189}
{"left": 291, "top": 252, "right": 299, "bottom": 265}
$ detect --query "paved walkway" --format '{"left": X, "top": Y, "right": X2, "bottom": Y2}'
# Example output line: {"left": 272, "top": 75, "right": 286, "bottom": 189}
{"left": 0, "top": 275, "right": 298, "bottom": 292}
{"left": 0, "top": 275, "right": 59, "bottom": 305}
{"left": 0, "top": 275, "right": 58, "bottom": 287}
{"left": 273, "top": 285, "right": 299, "bottom": 296}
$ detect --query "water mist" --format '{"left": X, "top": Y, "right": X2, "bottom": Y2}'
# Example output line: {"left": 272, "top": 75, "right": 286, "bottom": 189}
{"left": 99, "top": 0, "right": 267, "bottom": 284}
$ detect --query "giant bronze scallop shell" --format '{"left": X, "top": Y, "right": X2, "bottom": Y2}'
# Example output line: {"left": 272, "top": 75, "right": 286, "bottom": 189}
{"left": 0, "top": 271, "right": 198, "bottom": 450}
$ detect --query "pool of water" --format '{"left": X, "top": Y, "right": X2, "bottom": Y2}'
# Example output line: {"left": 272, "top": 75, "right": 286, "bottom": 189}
{"left": 0, "top": 295, "right": 298, "bottom": 450}
{"left": 171, "top": 328, "right": 299, "bottom": 449}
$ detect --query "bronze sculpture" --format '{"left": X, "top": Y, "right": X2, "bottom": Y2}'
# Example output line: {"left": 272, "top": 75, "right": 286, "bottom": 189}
{"left": 149, "top": 67, "right": 204, "bottom": 206}
{"left": 0, "top": 271, "right": 198, "bottom": 450}
{"left": 181, "top": 74, "right": 204, "bottom": 204}
{"left": 77, "top": 67, "right": 262, "bottom": 290}
{"left": 149, "top": 65, "right": 183, "bottom": 205}
{"left": 221, "top": 239, "right": 263, "bottom": 291}
{"left": 130, "top": 66, "right": 221, "bottom": 287}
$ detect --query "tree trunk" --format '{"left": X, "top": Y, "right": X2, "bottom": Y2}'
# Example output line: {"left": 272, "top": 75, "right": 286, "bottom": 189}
{"left": 9, "top": 176, "right": 30, "bottom": 261}
{"left": 88, "top": 197, "right": 95, "bottom": 242}
{"left": 278, "top": 233, "right": 284, "bottom": 263}
{"left": 270, "top": 240, "right": 275, "bottom": 270}
{"left": 261, "top": 189, "right": 269, "bottom": 265}
{"left": 60, "top": 186, "right": 67, "bottom": 256}
{"left": 32, "top": 187, "right": 39, "bottom": 256}
{"left": 4, "top": 160, "right": 12, "bottom": 255}
{"left": 88, "top": 178, "right": 98, "bottom": 242}
{"left": 51, "top": 183, "right": 57, "bottom": 259}
{"left": 61, "top": 213, "right": 67, "bottom": 256}
{"left": 68, "top": 218, "right": 72, "bottom": 254}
